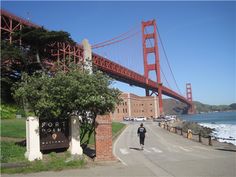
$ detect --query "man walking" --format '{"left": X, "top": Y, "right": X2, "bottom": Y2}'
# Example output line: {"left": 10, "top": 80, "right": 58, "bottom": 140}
{"left": 137, "top": 123, "right": 146, "bottom": 150}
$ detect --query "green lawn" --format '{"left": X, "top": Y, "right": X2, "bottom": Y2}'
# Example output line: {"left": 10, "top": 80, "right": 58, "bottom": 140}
{"left": 112, "top": 122, "right": 125, "bottom": 136}
{"left": 1, "top": 119, "right": 26, "bottom": 138}
{"left": 1, "top": 147, "right": 85, "bottom": 174}
{"left": 1, "top": 141, "right": 26, "bottom": 163}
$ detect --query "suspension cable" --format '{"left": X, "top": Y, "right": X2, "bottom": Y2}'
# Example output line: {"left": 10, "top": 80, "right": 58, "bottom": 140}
{"left": 92, "top": 30, "right": 140, "bottom": 49}
{"left": 92, "top": 25, "right": 140, "bottom": 49}
{"left": 156, "top": 24, "right": 182, "bottom": 95}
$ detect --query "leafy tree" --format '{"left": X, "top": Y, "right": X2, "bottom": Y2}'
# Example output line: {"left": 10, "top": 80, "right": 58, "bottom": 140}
{"left": 1, "top": 41, "right": 36, "bottom": 103}
{"left": 14, "top": 27, "right": 75, "bottom": 71}
{"left": 13, "top": 69, "right": 121, "bottom": 144}
{"left": 1, "top": 27, "right": 75, "bottom": 103}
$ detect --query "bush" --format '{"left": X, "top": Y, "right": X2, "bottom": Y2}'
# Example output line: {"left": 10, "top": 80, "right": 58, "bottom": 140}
{"left": 13, "top": 70, "right": 121, "bottom": 120}
{"left": 13, "top": 69, "right": 121, "bottom": 144}
{"left": 1, "top": 104, "right": 17, "bottom": 119}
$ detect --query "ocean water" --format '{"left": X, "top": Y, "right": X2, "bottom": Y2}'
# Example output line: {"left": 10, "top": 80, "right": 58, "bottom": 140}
{"left": 179, "top": 111, "right": 236, "bottom": 145}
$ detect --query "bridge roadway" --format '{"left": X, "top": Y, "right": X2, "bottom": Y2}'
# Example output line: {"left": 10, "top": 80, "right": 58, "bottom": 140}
{"left": 93, "top": 53, "right": 192, "bottom": 107}
{"left": 4, "top": 121, "right": 235, "bottom": 177}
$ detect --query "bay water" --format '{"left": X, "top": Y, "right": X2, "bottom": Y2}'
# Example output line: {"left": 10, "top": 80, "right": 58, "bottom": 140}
{"left": 179, "top": 111, "right": 236, "bottom": 145}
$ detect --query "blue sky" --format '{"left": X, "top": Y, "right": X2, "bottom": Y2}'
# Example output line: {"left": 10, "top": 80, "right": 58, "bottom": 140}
{"left": 2, "top": 1, "right": 235, "bottom": 105}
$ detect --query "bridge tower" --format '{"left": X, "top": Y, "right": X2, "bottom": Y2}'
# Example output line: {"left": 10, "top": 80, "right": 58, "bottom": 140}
{"left": 186, "top": 83, "right": 194, "bottom": 114}
{"left": 142, "top": 20, "right": 163, "bottom": 114}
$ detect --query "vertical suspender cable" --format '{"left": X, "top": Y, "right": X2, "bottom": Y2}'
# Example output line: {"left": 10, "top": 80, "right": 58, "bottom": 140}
{"left": 156, "top": 24, "right": 183, "bottom": 95}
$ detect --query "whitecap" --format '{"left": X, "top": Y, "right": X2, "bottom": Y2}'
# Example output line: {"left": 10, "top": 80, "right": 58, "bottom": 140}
{"left": 199, "top": 123, "right": 236, "bottom": 145}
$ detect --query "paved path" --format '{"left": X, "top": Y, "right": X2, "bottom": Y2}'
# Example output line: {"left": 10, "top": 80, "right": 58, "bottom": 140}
{"left": 2, "top": 122, "right": 236, "bottom": 177}
{"left": 113, "top": 121, "right": 236, "bottom": 177}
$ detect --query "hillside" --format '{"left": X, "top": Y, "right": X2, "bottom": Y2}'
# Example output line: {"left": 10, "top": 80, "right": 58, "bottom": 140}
{"left": 163, "top": 99, "right": 236, "bottom": 115}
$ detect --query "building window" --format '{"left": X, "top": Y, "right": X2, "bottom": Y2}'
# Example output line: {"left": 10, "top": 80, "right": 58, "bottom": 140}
{"left": 150, "top": 103, "right": 152, "bottom": 106}
{"left": 150, "top": 110, "right": 152, "bottom": 112}
{"left": 126, "top": 108, "right": 127, "bottom": 113}
{"left": 142, "top": 110, "right": 144, "bottom": 112}
{"left": 125, "top": 102, "right": 127, "bottom": 106}
{"left": 117, "top": 109, "right": 119, "bottom": 113}
{"left": 123, "top": 108, "right": 125, "bottom": 113}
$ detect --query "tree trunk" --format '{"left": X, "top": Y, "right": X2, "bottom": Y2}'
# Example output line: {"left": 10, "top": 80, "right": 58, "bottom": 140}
{"left": 36, "top": 50, "right": 45, "bottom": 71}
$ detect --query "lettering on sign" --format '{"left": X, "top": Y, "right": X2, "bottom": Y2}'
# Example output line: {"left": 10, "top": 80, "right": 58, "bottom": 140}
{"left": 39, "top": 118, "right": 69, "bottom": 150}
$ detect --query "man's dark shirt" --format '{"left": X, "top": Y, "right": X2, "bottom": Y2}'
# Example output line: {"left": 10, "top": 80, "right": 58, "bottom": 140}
{"left": 137, "top": 127, "right": 146, "bottom": 137}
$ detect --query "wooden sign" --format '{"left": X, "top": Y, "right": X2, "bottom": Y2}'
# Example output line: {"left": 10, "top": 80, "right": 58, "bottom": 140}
{"left": 39, "top": 118, "right": 69, "bottom": 150}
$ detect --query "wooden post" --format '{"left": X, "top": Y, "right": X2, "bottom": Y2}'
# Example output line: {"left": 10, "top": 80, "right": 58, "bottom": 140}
{"left": 174, "top": 127, "right": 177, "bottom": 133}
{"left": 209, "top": 136, "right": 212, "bottom": 146}
{"left": 199, "top": 133, "right": 202, "bottom": 143}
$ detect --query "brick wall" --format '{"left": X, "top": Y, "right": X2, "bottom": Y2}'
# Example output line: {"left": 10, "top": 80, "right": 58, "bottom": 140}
{"left": 95, "top": 115, "right": 115, "bottom": 161}
{"left": 111, "top": 93, "right": 160, "bottom": 121}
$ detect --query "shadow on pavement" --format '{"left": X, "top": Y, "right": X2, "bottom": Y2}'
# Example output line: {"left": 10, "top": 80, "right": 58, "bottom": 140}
{"left": 129, "top": 147, "right": 142, "bottom": 151}
{"left": 215, "top": 148, "right": 236, "bottom": 152}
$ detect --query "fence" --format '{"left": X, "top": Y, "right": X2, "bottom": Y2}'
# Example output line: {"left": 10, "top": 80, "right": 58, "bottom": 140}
{"left": 158, "top": 122, "right": 235, "bottom": 146}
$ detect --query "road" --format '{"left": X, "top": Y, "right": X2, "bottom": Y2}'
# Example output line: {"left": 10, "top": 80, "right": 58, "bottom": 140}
{"left": 3, "top": 121, "right": 236, "bottom": 177}
{"left": 113, "top": 121, "right": 236, "bottom": 177}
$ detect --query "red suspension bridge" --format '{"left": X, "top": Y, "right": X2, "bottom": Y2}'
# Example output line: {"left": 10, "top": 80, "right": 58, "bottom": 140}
{"left": 0, "top": 9, "right": 195, "bottom": 114}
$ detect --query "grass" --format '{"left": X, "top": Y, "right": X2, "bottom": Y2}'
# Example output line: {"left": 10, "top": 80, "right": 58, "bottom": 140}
{"left": 112, "top": 122, "right": 125, "bottom": 136}
{"left": 1, "top": 119, "right": 26, "bottom": 138}
{"left": 81, "top": 122, "right": 125, "bottom": 145}
{"left": 1, "top": 141, "right": 26, "bottom": 163}
{"left": 1, "top": 150, "right": 86, "bottom": 174}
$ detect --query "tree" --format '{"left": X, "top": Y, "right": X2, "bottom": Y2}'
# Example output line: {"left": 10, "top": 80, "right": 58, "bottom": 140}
{"left": 1, "top": 27, "right": 76, "bottom": 103}
{"left": 13, "top": 69, "right": 121, "bottom": 144}
{"left": 1, "top": 41, "right": 35, "bottom": 103}
{"left": 14, "top": 27, "right": 75, "bottom": 71}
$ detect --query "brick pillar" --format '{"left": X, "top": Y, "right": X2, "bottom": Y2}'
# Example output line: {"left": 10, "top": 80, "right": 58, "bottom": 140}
{"left": 95, "top": 115, "right": 115, "bottom": 161}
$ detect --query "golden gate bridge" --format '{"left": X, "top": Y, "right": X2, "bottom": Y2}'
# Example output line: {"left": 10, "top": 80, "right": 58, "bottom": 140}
{"left": 0, "top": 9, "right": 195, "bottom": 114}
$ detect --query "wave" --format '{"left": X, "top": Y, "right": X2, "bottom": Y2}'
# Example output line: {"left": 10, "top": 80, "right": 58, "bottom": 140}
{"left": 199, "top": 123, "right": 236, "bottom": 145}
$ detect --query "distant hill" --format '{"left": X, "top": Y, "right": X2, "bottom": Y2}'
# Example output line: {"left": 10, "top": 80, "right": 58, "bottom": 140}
{"left": 163, "top": 99, "right": 236, "bottom": 115}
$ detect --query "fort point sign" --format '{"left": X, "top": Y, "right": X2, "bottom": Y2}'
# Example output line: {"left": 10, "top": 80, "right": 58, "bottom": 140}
{"left": 25, "top": 116, "right": 83, "bottom": 161}
{"left": 40, "top": 118, "right": 69, "bottom": 150}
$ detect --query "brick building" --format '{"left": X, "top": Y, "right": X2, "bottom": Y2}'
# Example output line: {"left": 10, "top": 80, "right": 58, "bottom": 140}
{"left": 111, "top": 93, "right": 160, "bottom": 121}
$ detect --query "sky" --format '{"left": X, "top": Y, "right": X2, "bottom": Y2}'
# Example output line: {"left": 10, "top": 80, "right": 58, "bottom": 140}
{"left": 1, "top": 1, "right": 236, "bottom": 105}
